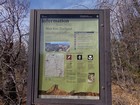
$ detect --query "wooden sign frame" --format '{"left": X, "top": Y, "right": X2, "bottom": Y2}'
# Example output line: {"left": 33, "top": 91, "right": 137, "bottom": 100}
{"left": 27, "top": 9, "right": 111, "bottom": 105}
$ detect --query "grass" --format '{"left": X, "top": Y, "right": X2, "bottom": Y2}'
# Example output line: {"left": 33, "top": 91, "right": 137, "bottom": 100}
{"left": 112, "top": 83, "right": 140, "bottom": 105}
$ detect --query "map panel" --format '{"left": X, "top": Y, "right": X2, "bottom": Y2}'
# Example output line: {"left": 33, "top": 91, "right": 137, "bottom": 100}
{"left": 45, "top": 53, "right": 64, "bottom": 77}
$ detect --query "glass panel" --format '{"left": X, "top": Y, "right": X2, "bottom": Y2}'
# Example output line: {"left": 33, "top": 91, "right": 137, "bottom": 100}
{"left": 39, "top": 14, "right": 99, "bottom": 100}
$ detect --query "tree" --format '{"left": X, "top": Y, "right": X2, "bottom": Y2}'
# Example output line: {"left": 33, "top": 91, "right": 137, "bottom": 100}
{"left": 95, "top": 0, "right": 140, "bottom": 104}
{"left": 0, "top": 0, "right": 29, "bottom": 104}
{"left": 96, "top": 0, "right": 140, "bottom": 85}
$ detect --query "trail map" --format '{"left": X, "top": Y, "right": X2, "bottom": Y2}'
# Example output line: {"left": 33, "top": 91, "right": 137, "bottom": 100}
{"left": 45, "top": 53, "right": 64, "bottom": 77}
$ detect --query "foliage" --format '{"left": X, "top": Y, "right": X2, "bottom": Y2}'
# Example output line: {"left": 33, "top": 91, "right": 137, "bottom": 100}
{"left": 96, "top": 0, "right": 140, "bottom": 104}
{"left": 0, "top": 0, "right": 29, "bottom": 104}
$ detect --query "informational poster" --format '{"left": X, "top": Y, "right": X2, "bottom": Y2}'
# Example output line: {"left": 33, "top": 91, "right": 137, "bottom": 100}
{"left": 39, "top": 14, "right": 99, "bottom": 99}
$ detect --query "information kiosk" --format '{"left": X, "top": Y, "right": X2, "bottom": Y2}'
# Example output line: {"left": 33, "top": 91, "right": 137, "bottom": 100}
{"left": 27, "top": 9, "right": 111, "bottom": 105}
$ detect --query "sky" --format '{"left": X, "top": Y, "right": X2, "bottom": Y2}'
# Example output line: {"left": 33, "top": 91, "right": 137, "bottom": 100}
{"left": 30, "top": 0, "right": 96, "bottom": 9}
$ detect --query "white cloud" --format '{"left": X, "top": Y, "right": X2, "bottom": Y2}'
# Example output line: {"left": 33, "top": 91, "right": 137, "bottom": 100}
{"left": 30, "top": 0, "right": 96, "bottom": 9}
{"left": 64, "top": 0, "right": 96, "bottom": 9}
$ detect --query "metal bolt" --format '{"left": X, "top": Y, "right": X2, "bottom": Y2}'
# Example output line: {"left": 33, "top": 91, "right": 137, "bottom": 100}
{"left": 102, "top": 86, "right": 105, "bottom": 90}
{"left": 101, "top": 24, "right": 104, "bottom": 27}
